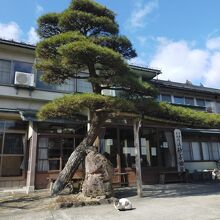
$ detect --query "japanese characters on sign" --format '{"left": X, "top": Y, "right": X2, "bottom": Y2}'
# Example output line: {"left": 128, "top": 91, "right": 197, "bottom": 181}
{"left": 174, "top": 129, "right": 185, "bottom": 172}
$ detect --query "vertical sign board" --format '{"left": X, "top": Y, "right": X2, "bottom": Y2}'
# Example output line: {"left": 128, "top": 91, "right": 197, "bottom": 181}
{"left": 174, "top": 129, "right": 185, "bottom": 172}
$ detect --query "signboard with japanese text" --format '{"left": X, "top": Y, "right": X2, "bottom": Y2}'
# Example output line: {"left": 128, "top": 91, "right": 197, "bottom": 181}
{"left": 174, "top": 129, "right": 185, "bottom": 172}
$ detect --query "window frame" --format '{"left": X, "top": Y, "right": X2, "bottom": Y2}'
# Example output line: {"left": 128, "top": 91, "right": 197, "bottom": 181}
{"left": 183, "top": 141, "right": 220, "bottom": 162}
{"left": 0, "top": 120, "right": 27, "bottom": 180}
{"left": 161, "top": 94, "right": 172, "bottom": 103}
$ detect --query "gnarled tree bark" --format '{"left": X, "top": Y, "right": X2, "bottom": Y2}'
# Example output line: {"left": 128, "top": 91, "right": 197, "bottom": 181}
{"left": 51, "top": 112, "right": 107, "bottom": 195}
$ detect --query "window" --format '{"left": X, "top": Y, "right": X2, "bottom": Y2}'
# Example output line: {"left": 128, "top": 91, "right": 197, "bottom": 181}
{"left": 99, "top": 128, "right": 117, "bottom": 168}
{"left": 161, "top": 94, "right": 171, "bottom": 103}
{"left": 182, "top": 142, "right": 192, "bottom": 160}
{"left": 13, "top": 61, "right": 33, "bottom": 84}
{"left": 36, "top": 71, "right": 75, "bottom": 92}
{"left": 201, "top": 142, "right": 210, "bottom": 160}
{"left": 120, "top": 128, "right": 135, "bottom": 168}
{"left": 76, "top": 79, "right": 93, "bottom": 93}
{"left": 140, "top": 128, "right": 158, "bottom": 167}
{"left": 185, "top": 97, "right": 194, "bottom": 106}
{"left": 37, "top": 123, "right": 86, "bottom": 172}
{"left": 196, "top": 99, "right": 205, "bottom": 107}
{"left": 14, "top": 61, "right": 32, "bottom": 73}
{"left": 211, "top": 142, "right": 219, "bottom": 160}
{"left": 183, "top": 141, "right": 220, "bottom": 161}
{"left": 174, "top": 96, "right": 184, "bottom": 105}
{"left": 37, "top": 136, "right": 84, "bottom": 172}
{"left": 0, "top": 59, "right": 11, "bottom": 84}
{"left": 0, "top": 59, "right": 33, "bottom": 85}
{"left": 0, "top": 120, "right": 27, "bottom": 177}
{"left": 191, "top": 142, "right": 202, "bottom": 160}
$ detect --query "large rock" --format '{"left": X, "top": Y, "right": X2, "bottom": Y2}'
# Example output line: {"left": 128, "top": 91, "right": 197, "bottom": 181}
{"left": 82, "top": 151, "right": 113, "bottom": 198}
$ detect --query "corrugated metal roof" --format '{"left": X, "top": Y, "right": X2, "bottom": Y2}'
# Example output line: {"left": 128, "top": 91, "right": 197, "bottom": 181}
{"left": 152, "top": 79, "right": 220, "bottom": 95}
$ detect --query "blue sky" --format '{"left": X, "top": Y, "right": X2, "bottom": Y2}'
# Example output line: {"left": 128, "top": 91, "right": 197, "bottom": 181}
{"left": 1, "top": 0, "right": 220, "bottom": 88}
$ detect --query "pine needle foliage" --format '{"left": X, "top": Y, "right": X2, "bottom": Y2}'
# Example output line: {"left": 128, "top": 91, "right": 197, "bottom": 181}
{"left": 36, "top": 0, "right": 150, "bottom": 95}
{"left": 36, "top": 0, "right": 220, "bottom": 129}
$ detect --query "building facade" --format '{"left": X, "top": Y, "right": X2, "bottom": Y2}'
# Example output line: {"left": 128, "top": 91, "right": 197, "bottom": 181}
{"left": 0, "top": 39, "right": 220, "bottom": 191}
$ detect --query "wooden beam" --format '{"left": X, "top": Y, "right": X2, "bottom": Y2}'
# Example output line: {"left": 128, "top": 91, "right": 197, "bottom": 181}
{"left": 26, "top": 121, "right": 38, "bottom": 193}
{"left": 133, "top": 119, "right": 143, "bottom": 197}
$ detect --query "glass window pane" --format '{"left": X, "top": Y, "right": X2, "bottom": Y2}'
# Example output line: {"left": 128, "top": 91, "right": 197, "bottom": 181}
{"left": 49, "top": 159, "right": 60, "bottom": 171}
{"left": 100, "top": 128, "right": 117, "bottom": 167}
{"left": 141, "top": 128, "right": 158, "bottom": 166}
{"left": 55, "top": 79, "right": 74, "bottom": 92}
{"left": 211, "top": 142, "right": 219, "bottom": 160}
{"left": 196, "top": 99, "right": 205, "bottom": 107}
{"left": 2, "top": 156, "right": 23, "bottom": 176}
{"left": 0, "top": 134, "right": 3, "bottom": 153}
{"left": 174, "top": 96, "right": 184, "bottom": 104}
{"left": 185, "top": 97, "right": 194, "bottom": 106}
{"left": 182, "top": 142, "right": 191, "bottom": 160}
{"left": 14, "top": 61, "right": 32, "bottom": 73}
{"left": 0, "top": 59, "right": 11, "bottom": 84}
{"left": 77, "top": 79, "right": 93, "bottom": 93}
{"left": 201, "top": 142, "right": 210, "bottom": 160}
{"left": 0, "top": 121, "right": 4, "bottom": 132}
{"left": 3, "top": 134, "right": 24, "bottom": 154}
{"left": 36, "top": 71, "right": 74, "bottom": 92}
{"left": 37, "top": 160, "right": 49, "bottom": 172}
{"left": 161, "top": 94, "right": 171, "bottom": 103}
{"left": 120, "top": 128, "right": 135, "bottom": 169}
{"left": 192, "top": 142, "right": 201, "bottom": 160}
{"left": 48, "top": 138, "right": 61, "bottom": 158}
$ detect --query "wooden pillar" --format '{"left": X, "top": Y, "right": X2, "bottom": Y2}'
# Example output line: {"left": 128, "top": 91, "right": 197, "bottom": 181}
{"left": 116, "top": 127, "right": 121, "bottom": 173}
{"left": 133, "top": 119, "right": 143, "bottom": 197}
{"left": 26, "top": 121, "right": 37, "bottom": 193}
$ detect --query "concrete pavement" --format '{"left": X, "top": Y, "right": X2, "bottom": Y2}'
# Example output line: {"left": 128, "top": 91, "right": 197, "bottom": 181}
{"left": 1, "top": 183, "right": 220, "bottom": 220}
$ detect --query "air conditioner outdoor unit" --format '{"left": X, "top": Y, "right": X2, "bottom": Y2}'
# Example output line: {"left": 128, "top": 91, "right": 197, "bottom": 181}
{"left": 14, "top": 71, "right": 35, "bottom": 87}
{"left": 101, "top": 89, "right": 116, "bottom": 97}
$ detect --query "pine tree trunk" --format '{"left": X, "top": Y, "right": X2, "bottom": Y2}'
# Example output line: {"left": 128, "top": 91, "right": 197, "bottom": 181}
{"left": 51, "top": 112, "right": 106, "bottom": 195}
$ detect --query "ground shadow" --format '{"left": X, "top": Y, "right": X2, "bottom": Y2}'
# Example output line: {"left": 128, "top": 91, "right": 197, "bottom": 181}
{"left": 0, "top": 191, "right": 51, "bottom": 210}
{"left": 114, "top": 182, "right": 220, "bottom": 199}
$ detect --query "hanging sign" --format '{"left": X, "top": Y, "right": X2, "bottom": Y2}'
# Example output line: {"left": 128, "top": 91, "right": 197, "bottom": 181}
{"left": 174, "top": 129, "right": 185, "bottom": 172}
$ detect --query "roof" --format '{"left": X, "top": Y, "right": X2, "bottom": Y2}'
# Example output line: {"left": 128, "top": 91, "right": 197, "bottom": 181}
{"left": 152, "top": 79, "right": 220, "bottom": 95}
{"left": 0, "top": 108, "right": 87, "bottom": 124}
{"left": 181, "top": 128, "right": 220, "bottom": 134}
{"left": 0, "top": 39, "right": 161, "bottom": 80}
{"left": 129, "top": 64, "right": 161, "bottom": 80}
{"left": 0, "top": 38, "right": 35, "bottom": 50}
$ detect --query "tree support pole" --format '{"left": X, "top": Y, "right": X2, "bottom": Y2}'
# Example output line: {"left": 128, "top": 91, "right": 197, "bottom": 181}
{"left": 133, "top": 119, "right": 143, "bottom": 197}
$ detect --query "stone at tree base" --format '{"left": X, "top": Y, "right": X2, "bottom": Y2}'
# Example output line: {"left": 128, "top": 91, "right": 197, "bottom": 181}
{"left": 82, "top": 151, "right": 113, "bottom": 198}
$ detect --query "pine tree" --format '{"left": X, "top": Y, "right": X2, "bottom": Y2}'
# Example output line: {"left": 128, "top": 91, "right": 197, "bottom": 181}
{"left": 36, "top": 0, "right": 156, "bottom": 195}
{"left": 36, "top": 0, "right": 220, "bottom": 195}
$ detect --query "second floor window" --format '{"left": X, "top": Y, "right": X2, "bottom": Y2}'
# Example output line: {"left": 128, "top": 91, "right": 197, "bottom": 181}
{"left": 174, "top": 96, "right": 184, "bottom": 105}
{"left": 161, "top": 94, "right": 171, "bottom": 103}
{"left": 185, "top": 97, "right": 194, "bottom": 106}
{"left": 196, "top": 98, "right": 205, "bottom": 107}
{"left": 0, "top": 59, "right": 33, "bottom": 85}
{"left": 0, "top": 59, "right": 11, "bottom": 84}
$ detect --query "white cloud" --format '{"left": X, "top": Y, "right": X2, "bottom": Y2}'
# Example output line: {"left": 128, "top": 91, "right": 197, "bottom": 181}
{"left": 204, "top": 52, "right": 220, "bottom": 88}
{"left": 36, "top": 3, "right": 44, "bottom": 15}
{"left": 27, "top": 27, "right": 39, "bottom": 45}
{"left": 148, "top": 36, "right": 220, "bottom": 89}
{"left": 0, "top": 21, "right": 39, "bottom": 45}
{"left": 0, "top": 22, "right": 22, "bottom": 41}
{"left": 206, "top": 37, "right": 220, "bottom": 50}
{"left": 129, "top": 56, "right": 147, "bottom": 66}
{"left": 129, "top": 0, "right": 158, "bottom": 28}
{"left": 149, "top": 38, "right": 209, "bottom": 83}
